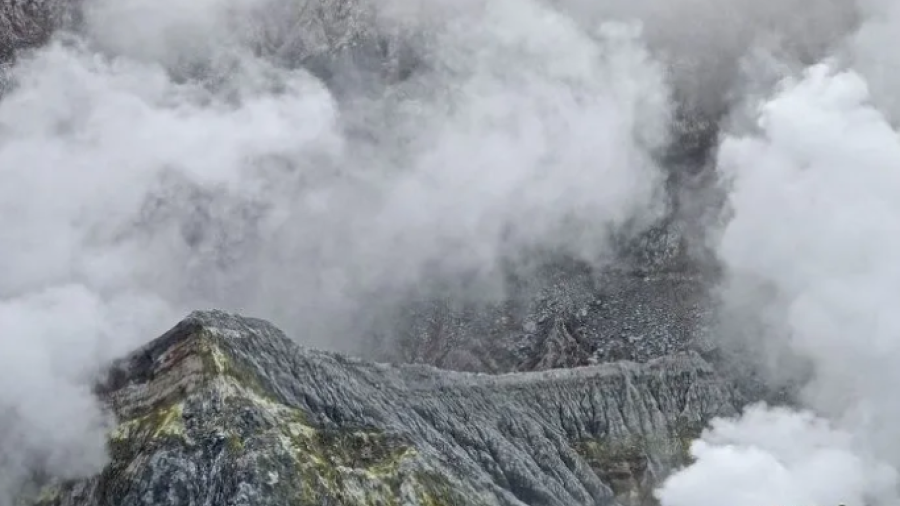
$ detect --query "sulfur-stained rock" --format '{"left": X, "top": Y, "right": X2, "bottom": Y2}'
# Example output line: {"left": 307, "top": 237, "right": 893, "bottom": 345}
{"left": 29, "top": 310, "right": 740, "bottom": 506}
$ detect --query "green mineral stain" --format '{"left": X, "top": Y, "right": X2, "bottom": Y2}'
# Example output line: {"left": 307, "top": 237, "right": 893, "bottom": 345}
{"left": 27, "top": 485, "right": 60, "bottom": 506}
{"left": 197, "top": 329, "right": 273, "bottom": 400}
{"left": 575, "top": 421, "right": 706, "bottom": 506}
{"left": 226, "top": 433, "right": 245, "bottom": 453}
{"left": 412, "top": 472, "right": 470, "bottom": 506}
{"left": 672, "top": 417, "right": 705, "bottom": 466}
{"left": 33, "top": 325, "right": 481, "bottom": 506}
{"left": 110, "top": 401, "right": 185, "bottom": 441}
{"left": 265, "top": 407, "right": 477, "bottom": 506}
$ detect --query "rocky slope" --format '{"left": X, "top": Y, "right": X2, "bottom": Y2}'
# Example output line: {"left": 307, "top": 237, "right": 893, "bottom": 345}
{"left": 28, "top": 310, "right": 741, "bottom": 506}
{"left": 372, "top": 192, "right": 722, "bottom": 374}
{"left": 0, "top": 1, "right": 748, "bottom": 503}
{"left": 376, "top": 269, "right": 715, "bottom": 373}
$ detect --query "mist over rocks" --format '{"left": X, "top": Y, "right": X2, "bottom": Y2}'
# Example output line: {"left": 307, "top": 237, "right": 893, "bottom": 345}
{"left": 2, "top": 0, "right": 899, "bottom": 505}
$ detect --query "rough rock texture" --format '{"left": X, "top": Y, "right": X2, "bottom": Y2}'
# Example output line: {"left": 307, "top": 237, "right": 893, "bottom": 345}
{"left": 380, "top": 266, "right": 716, "bottom": 374}
{"left": 30, "top": 310, "right": 741, "bottom": 506}
{"left": 373, "top": 110, "right": 724, "bottom": 375}
{"left": 0, "top": 0, "right": 415, "bottom": 86}
{"left": 244, "top": 0, "right": 419, "bottom": 86}
{"left": 377, "top": 206, "right": 721, "bottom": 374}
{"left": 0, "top": 0, "right": 71, "bottom": 60}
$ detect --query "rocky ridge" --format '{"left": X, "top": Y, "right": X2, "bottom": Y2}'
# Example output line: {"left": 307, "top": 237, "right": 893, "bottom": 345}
{"left": 30, "top": 310, "right": 741, "bottom": 506}
{"left": 2, "top": 1, "right": 748, "bottom": 504}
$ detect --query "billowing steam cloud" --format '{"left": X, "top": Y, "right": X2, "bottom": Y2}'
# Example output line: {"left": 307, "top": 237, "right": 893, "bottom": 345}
{"left": 659, "top": 3, "right": 900, "bottom": 506}
{"left": 658, "top": 405, "right": 899, "bottom": 506}
{"left": 0, "top": 0, "right": 675, "bottom": 497}
{"left": 0, "top": 0, "right": 880, "bottom": 501}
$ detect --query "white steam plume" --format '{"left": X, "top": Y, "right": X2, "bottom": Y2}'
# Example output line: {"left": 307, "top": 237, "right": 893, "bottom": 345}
{"left": 0, "top": 0, "right": 676, "bottom": 497}
{"left": 659, "top": 4, "right": 900, "bottom": 506}
{"left": 0, "top": 0, "right": 874, "bottom": 500}
{"left": 660, "top": 405, "right": 899, "bottom": 506}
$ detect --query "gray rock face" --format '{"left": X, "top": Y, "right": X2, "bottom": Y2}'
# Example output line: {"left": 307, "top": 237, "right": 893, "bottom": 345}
{"left": 377, "top": 256, "right": 718, "bottom": 374}
{"left": 370, "top": 113, "right": 725, "bottom": 375}
{"left": 32, "top": 310, "right": 741, "bottom": 506}
{"left": 0, "top": 0, "right": 71, "bottom": 60}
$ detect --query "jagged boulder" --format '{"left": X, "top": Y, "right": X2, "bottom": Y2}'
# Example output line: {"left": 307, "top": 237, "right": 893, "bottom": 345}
{"left": 31, "top": 310, "right": 741, "bottom": 506}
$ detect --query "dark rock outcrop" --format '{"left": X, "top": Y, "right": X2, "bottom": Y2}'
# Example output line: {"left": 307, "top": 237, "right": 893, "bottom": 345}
{"left": 30, "top": 310, "right": 741, "bottom": 506}
{"left": 0, "top": 0, "right": 71, "bottom": 61}
{"left": 377, "top": 250, "right": 719, "bottom": 374}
